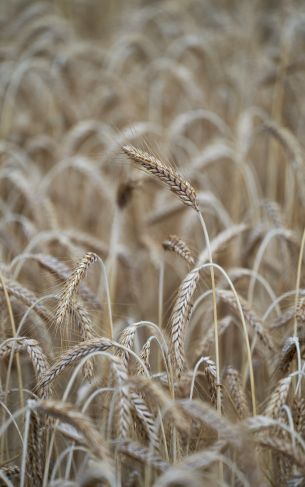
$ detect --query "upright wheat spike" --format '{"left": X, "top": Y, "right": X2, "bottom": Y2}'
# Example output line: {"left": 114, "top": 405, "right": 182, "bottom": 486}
{"left": 28, "top": 409, "right": 45, "bottom": 487}
{"left": 33, "top": 253, "right": 101, "bottom": 310}
{"left": 55, "top": 252, "right": 98, "bottom": 330}
{"left": 170, "top": 268, "right": 199, "bottom": 375}
{"left": 265, "top": 375, "right": 292, "bottom": 419}
{"left": 117, "top": 324, "right": 137, "bottom": 370}
{"left": 223, "top": 366, "right": 250, "bottom": 420}
{"left": 200, "top": 356, "right": 218, "bottom": 407}
{"left": 137, "top": 337, "right": 153, "bottom": 375}
{"left": 111, "top": 356, "right": 131, "bottom": 440}
{"left": 293, "top": 397, "right": 305, "bottom": 437}
{"left": 122, "top": 145, "right": 199, "bottom": 210}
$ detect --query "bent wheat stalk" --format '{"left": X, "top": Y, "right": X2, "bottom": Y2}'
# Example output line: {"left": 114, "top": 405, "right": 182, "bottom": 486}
{"left": 123, "top": 145, "right": 220, "bottom": 413}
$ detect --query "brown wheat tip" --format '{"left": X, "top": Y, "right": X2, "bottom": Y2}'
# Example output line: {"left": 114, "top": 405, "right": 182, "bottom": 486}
{"left": 116, "top": 179, "right": 141, "bottom": 209}
{"left": 162, "top": 235, "right": 195, "bottom": 266}
{"left": 122, "top": 144, "right": 199, "bottom": 210}
{"left": 277, "top": 336, "right": 298, "bottom": 376}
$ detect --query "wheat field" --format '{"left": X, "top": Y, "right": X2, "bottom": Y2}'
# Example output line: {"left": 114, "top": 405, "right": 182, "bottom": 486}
{"left": 1, "top": 0, "right": 305, "bottom": 486}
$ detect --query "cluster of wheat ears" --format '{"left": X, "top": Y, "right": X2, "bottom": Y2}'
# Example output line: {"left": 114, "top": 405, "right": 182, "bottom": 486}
{"left": 1, "top": 0, "right": 305, "bottom": 486}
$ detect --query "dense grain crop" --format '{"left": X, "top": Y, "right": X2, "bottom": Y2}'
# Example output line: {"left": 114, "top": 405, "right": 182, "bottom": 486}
{"left": 1, "top": 0, "right": 305, "bottom": 485}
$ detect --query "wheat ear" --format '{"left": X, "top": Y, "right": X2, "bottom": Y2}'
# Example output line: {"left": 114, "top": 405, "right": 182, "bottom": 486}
{"left": 122, "top": 144, "right": 198, "bottom": 210}
{"left": 223, "top": 366, "right": 250, "bottom": 420}
{"left": 163, "top": 235, "right": 195, "bottom": 265}
{"left": 0, "top": 338, "right": 49, "bottom": 396}
{"left": 218, "top": 290, "right": 275, "bottom": 354}
{"left": 31, "top": 399, "right": 112, "bottom": 463}
{"left": 72, "top": 303, "right": 95, "bottom": 380}
{"left": 55, "top": 252, "right": 98, "bottom": 331}
{"left": 0, "top": 280, "right": 50, "bottom": 324}
{"left": 136, "top": 337, "right": 153, "bottom": 375}
{"left": 170, "top": 268, "right": 199, "bottom": 376}
{"left": 265, "top": 375, "right": 292, "bottom": 419}
{"left": 130, "top": 392, "right": 160, "bottom": 451}
{"left": 257, "top": 435, "right": 305, "bottom": 473}
{"left": 37, "top": 337, "right": 112, "bottom": 396}
{"left": 33, "top": 253, "right": 101, "bottom": 310}
{"left": 123, "top": 145, "right": 220, "bottom": 411}
{"left": 118, "top": 440, "right": 168, "bottom": 472}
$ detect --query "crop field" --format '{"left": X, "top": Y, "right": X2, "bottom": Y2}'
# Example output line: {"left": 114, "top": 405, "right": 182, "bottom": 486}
{"left": 1, "top": 0, "right": 305, "bottom": 485}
